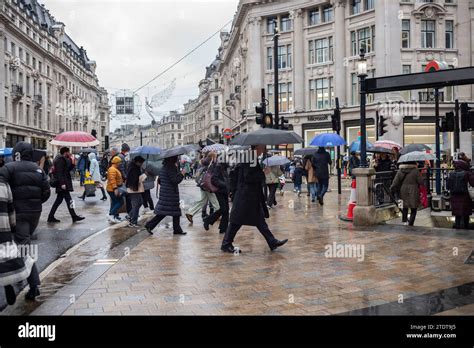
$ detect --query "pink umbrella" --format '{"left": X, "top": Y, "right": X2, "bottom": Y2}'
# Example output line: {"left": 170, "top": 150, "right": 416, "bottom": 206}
{"left": 373, "top": 140, "right": 401, "bottom": 150}
{"left": 50, "top": 131, "right": 100, "bottom": 147}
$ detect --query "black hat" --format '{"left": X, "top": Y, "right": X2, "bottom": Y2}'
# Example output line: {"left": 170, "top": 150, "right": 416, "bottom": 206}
{"left": 121, "top": 143, "right": 130, "bottom": 152}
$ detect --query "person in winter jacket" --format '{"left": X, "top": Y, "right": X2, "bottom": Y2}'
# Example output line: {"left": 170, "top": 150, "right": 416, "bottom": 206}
{"left": 79, "top": 152, "right": 107, "bottom": 201}
{"left": 142, "top": 164, "right": 158, "bottom": 212}
{"left": 304, "top": 155, "right": 318, "bottom": 201}
{"left": 99, "top": 153, "right": 109, "bottom": 180}
{"left": 264, "top": 165, "right": 283, "bottom": 208}
{"left": 76, "top": 153, "right": 89, "bottom": 186}
{"left": 348, "top": 151, "right": 360, "bottom": 179}
{"left": 390, "top": 162, "right": 423, "bottom": 226}
{"left": 447, "top": 159, "right": 474, "bottom": 229}
{"left": 292, "top": 162, "right": 305, "bottom": 196}
{"left": 203, "top": 162, "right": 230, "bottom": 233}
{"left": 106, "top": 156, "right": 124, "bottom": 224}
{"left": 221, "top": 144, "right": 288, "bottom": 253}
{"left": 0, "top": 177, "right": 35, "bottom": 306}
{"left": 312, "top": 147, "right": 332, "bottom": 205}
{"left": 185, "top": 152, "right": 220, "bottom": 224}
{"left": 145, "top": 156, "right": 186, "bottom": 235}
{"left": 126, "top": 156, "right": 147, "bottom": 227}
{"left": 47, "top": 147, "right": 85, "bottom": 224}
{"left": 0, "top": 142, "right": 50, "bottom": 301}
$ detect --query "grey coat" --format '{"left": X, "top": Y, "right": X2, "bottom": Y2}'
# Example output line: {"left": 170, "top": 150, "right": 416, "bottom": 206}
{"left": 390, "top": 164, "right": 423, "bottom": 209}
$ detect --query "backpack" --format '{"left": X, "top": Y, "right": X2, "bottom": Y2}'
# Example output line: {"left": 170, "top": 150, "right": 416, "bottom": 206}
{"left": 448, "top": 171, "right": 468, "bottom": 194}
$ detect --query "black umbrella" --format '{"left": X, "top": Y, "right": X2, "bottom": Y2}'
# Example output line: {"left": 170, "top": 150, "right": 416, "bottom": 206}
{"left": 294, "top": 147, "right": 318, "bottom": 156}
{"left": 230, "top": 128, "right": 303, "bottom": 146}
{"left": 400, "top": 144, "right": 431, "bottom": 155}
{"left": 367, "top": 146, "right": 393, "bottom": 154}
{"left": 158, "top": 145, "right": 194, "bottom": 159}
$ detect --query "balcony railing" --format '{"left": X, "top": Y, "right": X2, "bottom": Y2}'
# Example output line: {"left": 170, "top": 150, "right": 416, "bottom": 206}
{"left": 11, "top": 84, "right": 24, "bottom": 101}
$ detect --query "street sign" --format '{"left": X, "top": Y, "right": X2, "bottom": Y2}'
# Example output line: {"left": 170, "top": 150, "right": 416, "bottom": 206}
{"left": 223, "top": 128, "right": 234, "bottom": 139}
{"left": 424, "top": 60, "right": 449, "bottom": 73}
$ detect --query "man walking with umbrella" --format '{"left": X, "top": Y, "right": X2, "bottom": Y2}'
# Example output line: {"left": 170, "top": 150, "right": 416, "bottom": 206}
{"left": 221, "top": 144, "right": 288, "bottom": 253}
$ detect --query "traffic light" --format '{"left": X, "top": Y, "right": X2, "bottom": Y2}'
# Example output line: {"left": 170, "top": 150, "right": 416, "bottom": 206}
{"left": 461, "top": 103, "right": 474, "bottom": 132}
{"left": 264, "top": 112, "right": 273, "bottom": 128}
{"left": 255, "top": 103, "right": 265, "bottom": 127}
{"left": 331, "top": 98, "right": 341, "bottom": 132}
{"left": 445, "top": 112, "right": 455, "bottom": 132}
{"left": 378, "top": 114, "right": 388, "bottom": 137}
{"left": 91, "top": 129, "right": 97, "bottom": 138}
{"left": 279, "top": 116, "right": 289, "bottom": 130}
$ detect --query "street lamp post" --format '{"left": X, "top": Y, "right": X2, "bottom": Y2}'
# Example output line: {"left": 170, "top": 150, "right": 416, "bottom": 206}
{"left": 357, "top": 49, "right": 369, "bottom": 168}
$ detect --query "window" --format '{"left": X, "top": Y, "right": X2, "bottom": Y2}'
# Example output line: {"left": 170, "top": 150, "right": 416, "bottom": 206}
{"left": 267, "top": 47, "right": 273, "bottom": 70}
{"left": 351, "top": 73, "right": 359, "bottom": 105}
{"left": 18, "top": 47, "right": 23, "bottom": 61}
{"left": 267, "top": 83, "right": 293, "bottom": 113}
{"left": 214, "top": 79, "right": 219, "bottom": 89}
{"left": 10, "top": 42, "right": 15, "bottom": 56}
{"left": 445, "top": 20, "right": 454, "bottom": 49}
{"left": 3, "top": 37, "right": 7, "bottom": 52}
{"left": 214, "top": 96, "right": 219, "bottom": 105}
{"left": 309, "top": 37, "right": 333, "bottom": 64}
{"left": 25, "top": 52, "right": 30, "bottom": 66}
{"left": 214, "top": 126, "right": 219, "bottom": 136}
{"left": 32, "top": 57, "right": 36, "bottom": 69}
{"left": 267, "top": 17, "right": 276, "bottom": 34}
{"left": 351, "top": 27, "right": 374, "bottom": 55}
{"left": 322, "top": 5, "right": 333, "bottom": 22}
{"left": 308, "top": 8, "right": 320, "bottom": 26}
{"left": 38, "top": 61, "right": 42, "bottom": 73}
{"left": 421, "top": 20, "right": 436, "bottom": 48}
{"left": 26, "top": 76, "right": 30, "bottom": 95}
{"left": 309, "top": 78, "right": 333, "bottom": 110}
{"left": 280, "top": 15, "right": 292, "bottom": 32}
{"left": 352, "top": 0, "right": 361, "bottom": 15}
{"left": 214, "top": 110, "right": 219, "bottom": 120}
{"left": 279, "top": 44, "right": 292, "bottom": 68}
{"left": 365, "top": 0, "right": 374, "bottom": 10}
{"left": 47, "top": 65, "right": 50, "bottom": 77}
{"left": 402, "top": 20, "right": 411, "bottom": 48}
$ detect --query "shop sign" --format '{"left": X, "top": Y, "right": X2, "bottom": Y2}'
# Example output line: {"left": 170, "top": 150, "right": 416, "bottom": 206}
{"left": 308, "top": 115, "right": 330, "bottom": 122}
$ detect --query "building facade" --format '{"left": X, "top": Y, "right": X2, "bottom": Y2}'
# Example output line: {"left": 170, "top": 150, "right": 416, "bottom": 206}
{"left": 186, "top": 0, "right": 474, "bottom": 157}
{"left": 0, "top": 0, "right": 110, "bottom": 152}
{"left": 110, "top": 111, "right": 184, "bottom": 150}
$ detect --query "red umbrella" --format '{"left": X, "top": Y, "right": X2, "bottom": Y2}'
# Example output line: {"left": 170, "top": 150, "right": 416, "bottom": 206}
{"left": 50, "top": 131, "right": 100, "bottom": 147}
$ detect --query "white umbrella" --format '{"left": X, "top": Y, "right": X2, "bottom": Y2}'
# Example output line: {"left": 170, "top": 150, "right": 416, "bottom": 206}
{"left": 398, "top": 151, "right": 435, "bottom": 163}
{"left": 263, "top": 155, "right": 290, "bottom": 167}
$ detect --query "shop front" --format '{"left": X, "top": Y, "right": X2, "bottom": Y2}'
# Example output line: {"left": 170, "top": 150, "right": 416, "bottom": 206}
{"left": 5, "top": 133, "right": 25, "bottom": 148}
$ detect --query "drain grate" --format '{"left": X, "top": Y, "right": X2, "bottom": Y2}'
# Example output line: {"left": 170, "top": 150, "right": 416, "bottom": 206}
{"left": 465, "top": 250, "right": 474, "bottom": 265}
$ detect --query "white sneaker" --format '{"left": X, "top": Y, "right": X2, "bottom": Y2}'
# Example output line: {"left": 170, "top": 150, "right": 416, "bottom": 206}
{"left": 114, "top": 217, "right": 122, "bottom": 224}
{"left": 108, "top": 215, "right": 116, "bottom": 224}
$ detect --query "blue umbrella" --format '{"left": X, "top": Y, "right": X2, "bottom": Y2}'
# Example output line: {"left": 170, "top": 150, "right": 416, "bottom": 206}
{"left": 349, "top": 139, "right": 373, "bottom": 153}
{"left": 0, "top": 148, "right": 13, "bottom": 156}
{"left": 130, "top": 146, "right": 162, "bottom": 155}
{"left": 310, "top": 133, "right": 346, "bottom": 147}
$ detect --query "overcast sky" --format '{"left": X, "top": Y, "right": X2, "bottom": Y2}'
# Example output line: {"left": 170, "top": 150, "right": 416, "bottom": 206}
{"left": 43, "top": 0, "right": 239, "bottom": 131}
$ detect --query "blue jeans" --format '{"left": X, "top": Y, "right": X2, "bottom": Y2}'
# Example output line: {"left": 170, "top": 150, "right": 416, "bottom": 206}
{"left": 294, "top": 184, "right": 302, "bottom": 192}
{"left": 316, "top": 178, "right": 329, "bottom": 199}
{"left": 108, "top": 191, "right": 123, "bottom": 218}
{"left": 309, "top": 183, "right": 317, "bottom": 200}
{"left": 129, "top": 193, "right": 143, "bottom": 224}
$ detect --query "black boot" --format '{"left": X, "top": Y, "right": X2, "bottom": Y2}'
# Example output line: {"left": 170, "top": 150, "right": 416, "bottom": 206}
{"left": 5, "top": 285, "right": 16, "bottom": 305}
{"left": 270, "top": 239, "right": 288, "bottom": 251}
{"left": 221, "top": 244, "right": 241, "bottom": 253}
{"left": 47, "top": 217, "right": 60, "bottom": 223}
{"left": 72, "top": 215, "right": 85, "bottom": 223}
{"left": 25, "top": 286, "right": 40, "bottom": 301}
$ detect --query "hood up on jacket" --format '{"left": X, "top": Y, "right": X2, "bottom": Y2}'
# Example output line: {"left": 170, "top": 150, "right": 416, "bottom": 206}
{"left": 12, "top": 141, "right": 33, "bottom": 161}
{"left": 454, "top": 160, "right": 470, "bottom": 171}
{"left": 88, "top": 152, "right": 97, "bottom": 161}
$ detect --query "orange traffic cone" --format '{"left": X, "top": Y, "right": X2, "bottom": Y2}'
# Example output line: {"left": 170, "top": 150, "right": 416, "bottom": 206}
{"left": 340, "top": 179, "right": 357, "bottom": 221}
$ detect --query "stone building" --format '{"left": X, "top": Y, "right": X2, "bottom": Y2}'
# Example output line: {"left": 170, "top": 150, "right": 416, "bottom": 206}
{"left": 190, "top": 0, "right": 474, "bottom": 156}
{"left": 0, "top": 0, "right": 110, "bottom": 152}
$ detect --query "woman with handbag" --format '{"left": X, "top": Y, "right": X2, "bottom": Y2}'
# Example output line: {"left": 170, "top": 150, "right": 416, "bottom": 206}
{"left": 79, "top": 153, "right": 107, "bottom": 201}
{"left": 145, "top": 156, "right": 187, "bottom": 235}
{"left": 184, "top": 152, "right": 220, "bottom": 224}
{"left": 390, "top": 161, "right": 423, "bottom": 226}
{"left": 106, "top": 156, "right": 124, "bottom": 224}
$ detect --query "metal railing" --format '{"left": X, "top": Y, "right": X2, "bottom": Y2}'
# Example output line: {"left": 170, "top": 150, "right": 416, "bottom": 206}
{"left": 371, "top": 167, "right": 457, "bottom": 208}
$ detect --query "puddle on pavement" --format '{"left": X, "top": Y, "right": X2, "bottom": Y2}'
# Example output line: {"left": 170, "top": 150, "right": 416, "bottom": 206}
{"left": 2, "top": 226, "right": 143, "bottom": 315}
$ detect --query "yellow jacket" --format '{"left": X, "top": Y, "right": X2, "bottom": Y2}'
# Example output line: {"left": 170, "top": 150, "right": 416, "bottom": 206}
{"left": 106, "top": 165, "right": 123, "bottom": 192}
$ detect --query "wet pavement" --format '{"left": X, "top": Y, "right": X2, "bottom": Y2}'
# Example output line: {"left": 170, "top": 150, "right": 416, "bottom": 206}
{"left": 19, "top": 178, "right": 473, "bottom": 316}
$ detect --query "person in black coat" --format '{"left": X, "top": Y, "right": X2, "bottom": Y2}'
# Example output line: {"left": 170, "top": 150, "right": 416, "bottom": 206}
{"left": 0, "top": 141, "right": 50, "bottom": 301}
{"left": 145, "top": 156, "right": 186, "bottom": 235}
{"left": 203, "top": 162, "right": 230, "bottom": 234}
{"left": 312, "top": 147, "right": 332, "bottom": 205}
{"left": 221, "top": 145, "right": 288, "bottom": 253}
{"left": 47, "top": 147, "right": 85, "bottom": 223}
{"left": 292, "top": 162, "right": 305, "bottom": 195}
